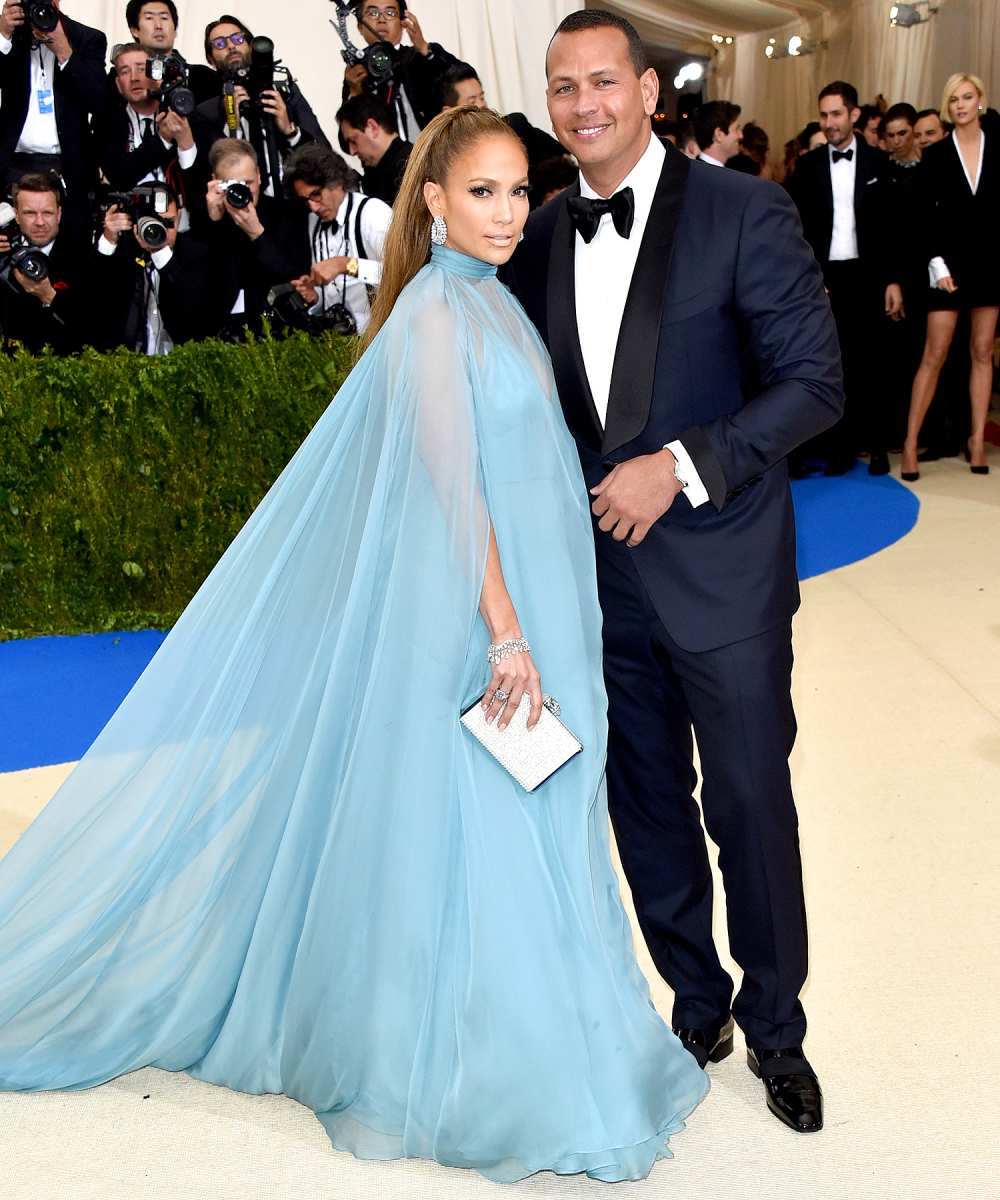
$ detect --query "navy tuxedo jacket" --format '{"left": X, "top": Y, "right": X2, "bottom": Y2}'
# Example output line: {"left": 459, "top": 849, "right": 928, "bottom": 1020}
{"left": 502, "top": 144, "right": 843, "bottom": 653}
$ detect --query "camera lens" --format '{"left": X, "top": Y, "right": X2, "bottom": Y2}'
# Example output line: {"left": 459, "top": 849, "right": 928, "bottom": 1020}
{"left": 13, "top": 248, "right": 50, "bottom": 283}
{"left": 136, "top": 216, "right": 168, "bottom": 249}
{"left": 167, "top": 86, "right": 196, "bottom": 117}
{"left": 28, "top": 2, "right": 59, "bottom": 34}
{"left": 224, "top": 183, "right": 253, "bottom": 210}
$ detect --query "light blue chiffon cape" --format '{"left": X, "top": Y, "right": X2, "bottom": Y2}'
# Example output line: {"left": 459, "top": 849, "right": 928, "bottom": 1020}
{"left": 0, "top": 245, "right": 707, "bottom": 1182}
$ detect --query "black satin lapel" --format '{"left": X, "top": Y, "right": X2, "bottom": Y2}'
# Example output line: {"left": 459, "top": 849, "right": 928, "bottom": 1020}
{"left": 601, "top": 146, "right": 691, "bottom": 457}
{"left": 546, "top": 186, "right": 603, "bottom": 447}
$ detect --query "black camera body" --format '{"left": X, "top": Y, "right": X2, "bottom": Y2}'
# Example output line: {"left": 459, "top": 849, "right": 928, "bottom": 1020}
{"left": 218, "top": 180, "right": 253, "bottom": 210}
{"left": 229, "top": 36, "right": 292, "bottom": 116}
{"left": 146, "top": 51, "right": 195, "bottom": 117}
{"left": 267, "top": 283, "right": 358, "bottom": 337}
{"left": 26, "top": 1, "right": 59, "bottom": 34}
{"left": 330, "top": 2, "right": 397, "bottom": 88}
{"left": 106, "top": 186, "right": 175, "bottom": 250}
{"left": 0, "top": 203, "right": 49, "bottom": 293}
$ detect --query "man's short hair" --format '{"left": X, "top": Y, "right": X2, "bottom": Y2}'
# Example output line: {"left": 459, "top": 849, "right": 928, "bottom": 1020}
{"left": 336, "top": 95, "right": 397, "bottom": 136}
{"left": 796, "top": 120, "right": 822, "bottom": 151}
{"left": 203, "top": 13, "right": 253, "bottom": 63}
{"left": 818, "top": 80, "right": 859, "bottom": 110}
{"left": 126, "top": 0, "right": 178, "bottom": 30}
{"left": 209, "top": 137, "right": 258, "bottom": 176}
{"left": 439, "top": 62, "right": 480, "bottom": 109}
{"left": 548, "top": 9, "right": 649, "bottom": 77}
{"left": 882, "top": 102, "right": 917, "bottom": 132}
{"left": 111, "top": 41, "right": 146, "bottom": 67}
{"left": 855, "top": 103, "right": 882, "bottom": 132}
{"left": 353, "top": 0, "right": 407, "bottom": 13}
{"left": 283, "top": 143, "right": 356, "bottom": 197}
{"left": 915, "top": 107, "right": 941, "bottom": 122}
{"left": 692, "top": 101, "right": 741, "bottom": 151}
{"left": 11, "top": 172, "right": 63, "bottom": 204}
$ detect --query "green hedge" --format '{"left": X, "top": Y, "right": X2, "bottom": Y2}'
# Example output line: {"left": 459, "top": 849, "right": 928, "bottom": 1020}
{"left": 0, "top": 330, "right": 356, "bottom": 640}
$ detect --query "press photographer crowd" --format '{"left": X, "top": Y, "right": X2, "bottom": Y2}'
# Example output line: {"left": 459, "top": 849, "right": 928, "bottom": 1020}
{"left": 0, "top": 0, "right": 996, "bottom": 477}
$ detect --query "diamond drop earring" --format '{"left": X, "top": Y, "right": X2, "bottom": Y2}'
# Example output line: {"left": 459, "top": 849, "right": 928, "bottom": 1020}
{"left": 430, "top": 215, "right": 447, "bottom": 246}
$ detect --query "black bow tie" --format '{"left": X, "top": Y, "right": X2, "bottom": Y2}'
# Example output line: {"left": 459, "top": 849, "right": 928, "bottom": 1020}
{"left": 832, "top": 148, "right": 854, "bottom": 163}
{"left": 567, "top": 187, "right": 635, "bottom": 244}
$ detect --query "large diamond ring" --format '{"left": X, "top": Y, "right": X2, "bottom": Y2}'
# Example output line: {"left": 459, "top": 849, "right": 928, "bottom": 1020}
{"left": 493, "top": 689, "right": 511, "bottom": 704}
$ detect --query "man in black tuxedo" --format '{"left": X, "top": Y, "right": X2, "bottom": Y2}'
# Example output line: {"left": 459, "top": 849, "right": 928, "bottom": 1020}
{"left": 91, "top": 182, "right": 213, "bottom": 352}
{"left": 336, "top": 96, "right": 411, "bottom": 206}
{"left": 187, "top": 137, "right": 309, "bottom": 340}
{"left": 0, "top": 0, "right": 107, "bottom": 230}
{"left": 341, "top": 1, "right": 457, "bottom": 140}
{"left": 503, "top": 10, "right": 841, "bottom": 1134}
{"left": 125, "top": 0, "right": 217, "bottom": 106}
{"left": 0, "top": 171, "right": 88, "bottom": 351}
{"left": 191, "top": 15, "right": 329, "bottom": 201}
{"left": 786, "top": 80, "right": 902, "bottom": 476}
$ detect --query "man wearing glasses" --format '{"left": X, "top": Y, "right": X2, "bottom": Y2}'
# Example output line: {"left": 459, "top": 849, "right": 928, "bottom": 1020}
{"left": 342, "top": 2, "right": 457, "bottom": 141}
{"left": 192, "top": 14, "right": 329, "bottom": 199}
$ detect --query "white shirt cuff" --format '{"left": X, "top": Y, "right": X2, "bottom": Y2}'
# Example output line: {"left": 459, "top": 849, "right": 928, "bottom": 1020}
{"left": 357, "top": 258, "right": 381, "bottom": 286}
{"left": 287, "top": 128, "right": 302, "bottom": 146}
{"left": 0, "top": 32, "right": 12, "bottom": 54}
{"left": 97, "top": 235, "right": 117, "bottom": 256}
{"left": 177, "top": 143, "right": 197, "bottom": 170}
{"left": 665, "top": 439, "right": 711, "bottom": 509}
{"left": 928, "top": 256, "right": 950, "bottom": 286}
{"left": 151, "top": 247, "right": 173, "bottom": 270}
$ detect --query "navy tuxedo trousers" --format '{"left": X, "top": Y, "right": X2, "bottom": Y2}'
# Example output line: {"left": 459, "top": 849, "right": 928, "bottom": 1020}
{"left": 594, "top": 525, "right": 809, "bottom": 1051}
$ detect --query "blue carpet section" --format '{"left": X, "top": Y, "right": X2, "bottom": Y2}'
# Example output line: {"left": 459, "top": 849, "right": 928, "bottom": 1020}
{"left": 1, "top": 464, "right": 918, "bottom": 773}
{"left": 791, "top": 462, "right": 919, "bottom": 580}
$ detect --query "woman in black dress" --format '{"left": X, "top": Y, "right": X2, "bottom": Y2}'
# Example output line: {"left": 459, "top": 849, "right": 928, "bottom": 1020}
{"left": 901, "top": 74, "right": 999, "bottom": 479}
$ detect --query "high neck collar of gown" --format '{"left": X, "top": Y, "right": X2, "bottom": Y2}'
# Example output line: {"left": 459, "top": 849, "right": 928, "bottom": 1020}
{"left": 430, "top": 244, "right": 497, "bottom": 279}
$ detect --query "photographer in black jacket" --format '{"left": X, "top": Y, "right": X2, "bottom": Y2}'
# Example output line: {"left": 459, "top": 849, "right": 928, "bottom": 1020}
{"left": 192, "top": 14, "right": 328, "bottom": 199}
{"left": 341, "top": 2, "right": 457, "bottom": 140}
{"left": 189, "top": 137, "right": 309, "bottom": 340}
{"left": 0, "top": 0, "right": 107, "bottom": 231}
{"left": 92, "top": 182, "right": 212, "bottom": 353}
{"left": 0, "top": 171, "right": 88, "bottom": 352}
{"left": 125, "top": 0, "right": 217, "bottom": 106}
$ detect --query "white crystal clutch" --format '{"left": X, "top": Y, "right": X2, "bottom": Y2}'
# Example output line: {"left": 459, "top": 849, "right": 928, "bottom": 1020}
{"left": 460, "top": 693, "right": 583, "bottom": 793}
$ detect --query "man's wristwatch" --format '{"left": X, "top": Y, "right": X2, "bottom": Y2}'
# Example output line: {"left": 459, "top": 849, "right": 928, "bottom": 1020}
{"left": 345, "top": 257, "right": 359, "bottom": 278}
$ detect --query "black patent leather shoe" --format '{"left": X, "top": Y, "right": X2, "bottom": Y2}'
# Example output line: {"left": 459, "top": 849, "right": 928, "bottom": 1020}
{"left": 672, "top": 1017, "right": 735, "bottom": 1069}
{"left": 868, "top": 452, "right": 890, "bottom": 476}
{"left": 747, "top": 1046, "right": 823, "bottom": 1133}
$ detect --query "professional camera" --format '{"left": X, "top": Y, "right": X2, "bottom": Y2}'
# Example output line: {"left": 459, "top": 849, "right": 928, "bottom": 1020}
{"left": 329, "top": 1, "right": 397, "bottom": 88}
{"left": 218, "top": 180, "right": 253, "bottom": 210}
{"left": 267, "top": 283, "right": 358, "bottom": 336}
{"left": 105, "top": 186, "right": 175, "bottom": 250}
{"left": 26, "top": 1, "right": 59, "bottom": 33}
{"left": 0, "top": 202, "right": 49, "bottom": 293}
{"left": 228, "top": 37, "right": 293, "bottom": 113}
{"left": 146, "top": 51, "right": 195, "bottom": 117}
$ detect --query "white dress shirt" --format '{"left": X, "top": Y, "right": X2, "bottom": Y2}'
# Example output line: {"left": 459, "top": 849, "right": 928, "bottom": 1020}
{"left": 928, "top": 131, "right": 985, "bottom": 285}
{"left": 575, "top": 132, "right": 709, "bottom": 508}
{"left": 97, "top": 236, "right": 176, "bottom": 355}
{"left": 697, "top": 152, "right": 724, "bottom": 167}
{"left": 0, "top": 36, "right": 63, "bottom": 155}
{"left": 828, "top": 137, "right": 859, "bottom": 261}
{"left": 308, "top": 190, "right": 392, "bottom": 334}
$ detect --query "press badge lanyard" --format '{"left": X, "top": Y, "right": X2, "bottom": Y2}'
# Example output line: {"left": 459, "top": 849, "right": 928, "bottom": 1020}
{"left": 31, "top": 42, "right": 55, "bottom": 118}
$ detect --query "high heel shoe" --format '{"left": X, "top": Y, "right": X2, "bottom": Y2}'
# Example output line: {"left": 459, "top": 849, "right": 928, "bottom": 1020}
{"left": 900, "top": 446, "right": 920, "bottom": 482}
{"left": 965, "top": 442, "right": 990, "bottom": 475}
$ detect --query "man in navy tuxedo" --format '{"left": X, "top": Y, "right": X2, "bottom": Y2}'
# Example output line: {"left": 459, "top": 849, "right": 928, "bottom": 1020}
{"left": 503, "top": 9, "right": 842, "bottom": 1134}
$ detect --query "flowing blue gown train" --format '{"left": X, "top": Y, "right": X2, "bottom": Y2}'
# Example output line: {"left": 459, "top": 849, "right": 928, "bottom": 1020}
{"left": 0, "top": 245, "right": 708, "bottom": 1182}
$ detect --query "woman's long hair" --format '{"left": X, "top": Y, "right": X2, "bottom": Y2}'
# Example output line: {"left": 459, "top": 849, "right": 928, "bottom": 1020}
{"left": 361, "top": 106, "right": 523, "bottom": 350}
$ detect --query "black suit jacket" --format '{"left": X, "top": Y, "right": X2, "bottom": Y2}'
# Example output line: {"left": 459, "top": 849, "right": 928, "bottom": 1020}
{"left": 0, "top": 230, "right": 89, "bottom": 353}
{"left": 88, "top": 234, "right": 215, "bottom": 351}
{"left": 93, "top": 97, "right": 209, "bottom": 202}
{"left": 917, "top": 129, "right": 1000, "bottom": 284}
{"left": 191, "top": 83, "right": 329, "bottom": 165}
{"left": 0, "top": 17, "right": 108, "bottom": 202}
{"left": 361, "top": 136, "right": 411, "bottom": 206}
{"left": 341, "top": 42, "right": 458, "bottom": 132}
{"left": 503, "top": 145, "right": 843, "bottom": 652}
{"left": 786, "top": 138, "right": 897, "bottom": 287}
{"left": 187, "top": 194, "right": 310, "bottom": 337}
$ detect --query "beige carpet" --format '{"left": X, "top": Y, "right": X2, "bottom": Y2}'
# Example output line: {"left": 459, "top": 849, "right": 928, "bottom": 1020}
{"left": 2, "top": 456, "right": 998, "bottom": 1199}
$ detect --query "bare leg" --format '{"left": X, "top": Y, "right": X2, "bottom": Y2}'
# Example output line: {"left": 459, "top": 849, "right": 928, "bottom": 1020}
{"left": 902, "top": 311, "right": 960, "bottom": 475}
{"left": 967, "top": 307, "right": 999, "bottom": 469}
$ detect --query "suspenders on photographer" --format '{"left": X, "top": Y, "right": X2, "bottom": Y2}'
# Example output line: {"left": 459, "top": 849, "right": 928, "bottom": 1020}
{"left": 308, "top": 189, "right": 388, "bottom": 335}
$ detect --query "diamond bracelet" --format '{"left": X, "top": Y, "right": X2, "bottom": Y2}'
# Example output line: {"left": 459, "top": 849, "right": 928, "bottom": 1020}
{"left": 487, "top": 637, "right": 531, "bottom": 666}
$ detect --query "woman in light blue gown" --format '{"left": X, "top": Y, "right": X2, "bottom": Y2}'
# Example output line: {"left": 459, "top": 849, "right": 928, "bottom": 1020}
{"left": 0, "top": 108, "right": 707, "bottom": 1182}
